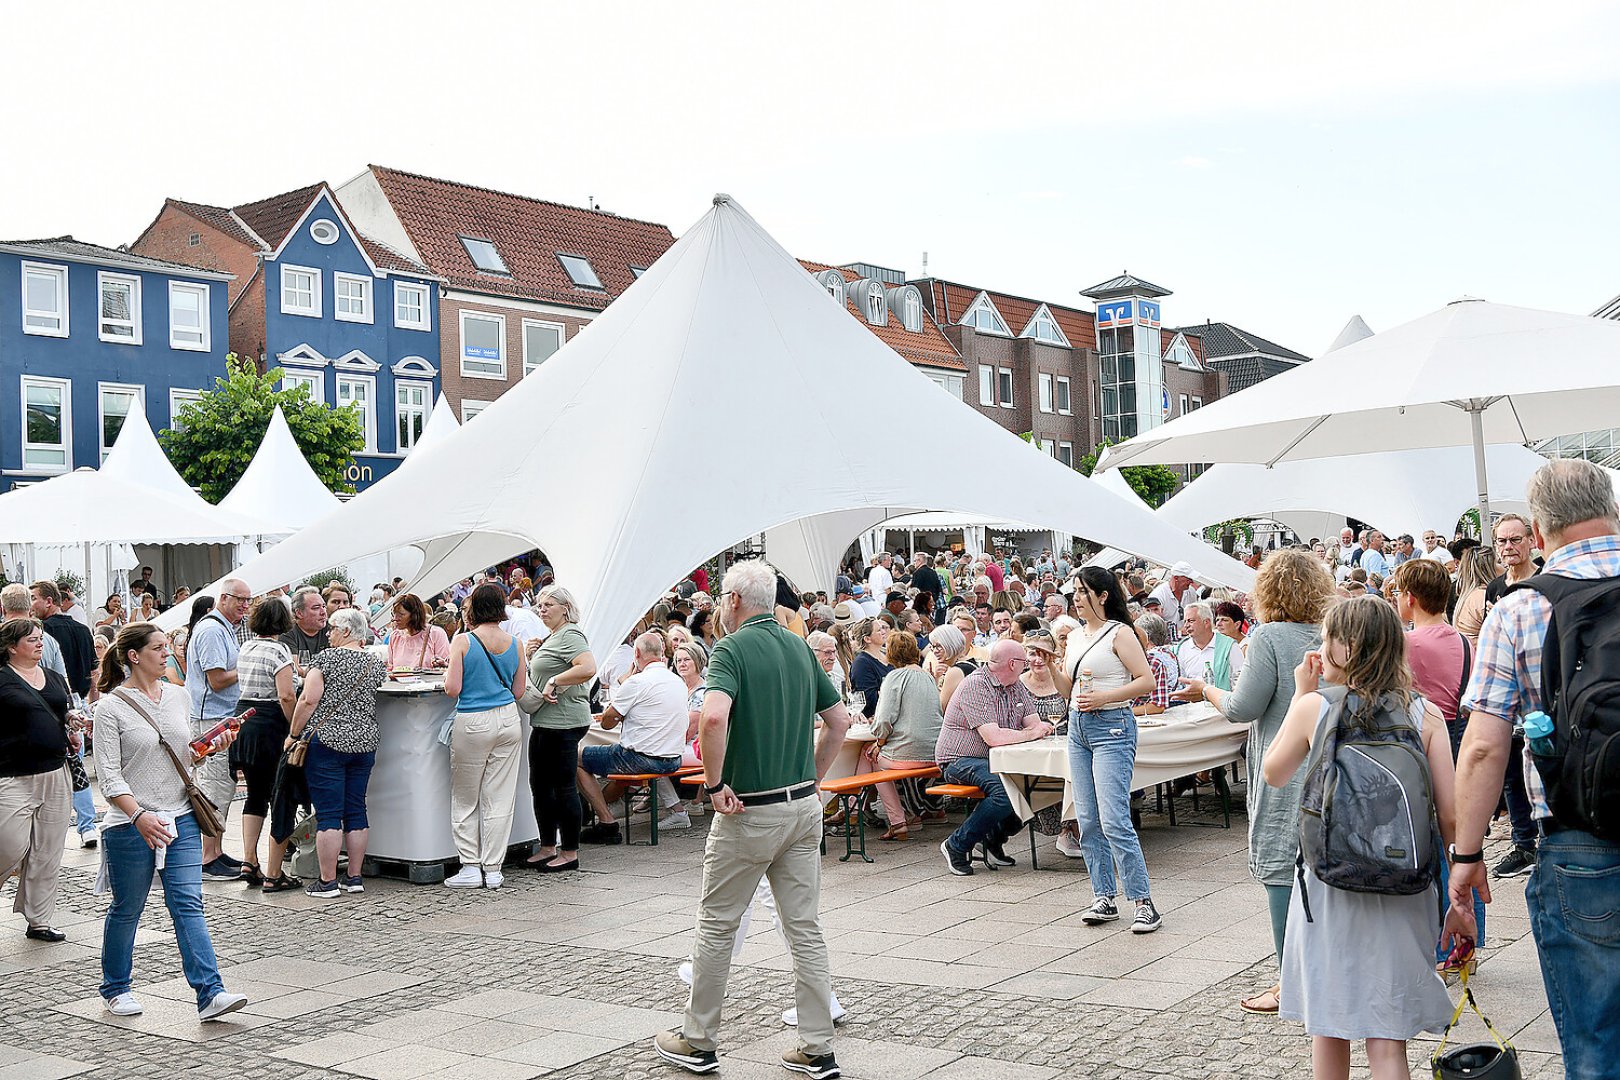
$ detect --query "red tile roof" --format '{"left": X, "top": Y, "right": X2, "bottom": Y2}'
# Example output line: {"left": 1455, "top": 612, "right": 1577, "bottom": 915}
{"left": 233, "top": 182, "right": 328, "bottom": 251}
{"left": 800, "top": 261, "right": 964, "bottom": 371}
{"left": 165, "top": 198, "right": 264, "bottom": 249}
{"left": 921, "top": 279, "right": 1097, "bottom": 352}
{"left": 367, "top": 165, "right": 676, "bottom": 310}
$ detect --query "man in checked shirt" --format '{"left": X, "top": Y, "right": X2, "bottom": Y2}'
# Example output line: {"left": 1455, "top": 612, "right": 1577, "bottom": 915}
{"left": 1447, "top": 459, "right": 1620, "bottom": 1080}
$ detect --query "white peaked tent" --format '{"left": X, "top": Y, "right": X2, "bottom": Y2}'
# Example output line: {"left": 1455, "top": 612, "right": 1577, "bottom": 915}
{"left": 411, "top": 394, "right": 461, "bottom": 457}
{"left": 220, "top": 406, "right": 342, "bottom": 533}
{"left": 1325, "top": 315, "right": 1374, "bottom": 354}
{"left": 169, "top": 196, "right": 1252, "bottom": 646}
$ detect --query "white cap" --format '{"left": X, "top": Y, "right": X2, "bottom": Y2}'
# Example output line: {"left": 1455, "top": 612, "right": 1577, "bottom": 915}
{"left": 1170, "top": 561, "right": 1196, "bottom": 578}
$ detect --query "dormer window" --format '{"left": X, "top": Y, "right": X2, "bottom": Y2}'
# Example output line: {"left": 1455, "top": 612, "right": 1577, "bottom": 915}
{"left": 886, "top": 286, "right": 923, "bottom": 332}
{"left": 852, "top": 280, "right": 886, "bottom": 326}
{"left": 630, "top": 265, "right": 648, "bottom": 279}
{"left": 557, "top": 253, "right": 603, "bottom": 289}
{"left": 1021, "top": 304, "right": 1070, "bottom": 347}
{"left": 961, "top": 292, "right": 1011, "bottom": 336}
{"left": 816, "top": 269, "right": 846, "bottom": 306}
{"left": 460, "top": 236, "right": 509, "bottom": 275}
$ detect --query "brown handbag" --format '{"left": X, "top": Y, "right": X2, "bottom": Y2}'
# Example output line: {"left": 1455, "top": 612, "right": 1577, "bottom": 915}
{"left": 113, "top": 688, "right": 225, "bottom": 838}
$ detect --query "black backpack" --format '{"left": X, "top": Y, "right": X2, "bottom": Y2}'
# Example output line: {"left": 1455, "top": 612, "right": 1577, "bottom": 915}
{"left": 1508, "top": 573, "right": 1620, "bottom": 840}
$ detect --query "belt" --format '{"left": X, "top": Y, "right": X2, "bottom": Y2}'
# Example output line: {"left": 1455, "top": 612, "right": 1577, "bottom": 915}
{"left": 736, "top": 781, "right": 818, "bottom": 808}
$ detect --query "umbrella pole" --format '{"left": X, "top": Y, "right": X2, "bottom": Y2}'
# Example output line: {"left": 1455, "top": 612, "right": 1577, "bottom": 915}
{"left": 1469, "top": 403, "right": 1492, "bottom": 532}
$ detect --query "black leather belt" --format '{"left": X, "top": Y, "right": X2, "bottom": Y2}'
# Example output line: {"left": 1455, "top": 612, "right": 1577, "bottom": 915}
{"left": 737, "top": 781, "right": 818, "bottom": 808}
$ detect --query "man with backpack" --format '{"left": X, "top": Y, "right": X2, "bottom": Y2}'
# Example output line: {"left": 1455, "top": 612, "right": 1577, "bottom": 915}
{"left": 1448, "top": 459, "right": 1620, "bottom": 1080}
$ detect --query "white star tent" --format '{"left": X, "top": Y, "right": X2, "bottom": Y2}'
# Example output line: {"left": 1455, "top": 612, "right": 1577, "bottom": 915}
{"left": 162, "top": 196, "right": 1252, "bottom": 645}
{"left": 220, "top": 405, "right": 342, "bottom": 533}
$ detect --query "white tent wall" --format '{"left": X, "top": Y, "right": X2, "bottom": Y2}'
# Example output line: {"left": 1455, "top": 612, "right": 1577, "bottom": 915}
{"left": 164, "top": 197, "right": 1253, "bottom": 647}
{"left": 131, "top": 544, "right": 237, "bottom": 602}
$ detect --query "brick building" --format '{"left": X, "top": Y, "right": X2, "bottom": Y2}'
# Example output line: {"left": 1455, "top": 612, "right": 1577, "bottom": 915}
{"left": 1173, "top": 319, "right": 1310, "bottom": 394}
{"left": 334, "top": 166, "right": 675, "bottom": 420}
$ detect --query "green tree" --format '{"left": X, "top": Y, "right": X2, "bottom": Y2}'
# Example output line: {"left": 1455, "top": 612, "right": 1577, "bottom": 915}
{"left": 160, "top": 355, "right": 365, "bottom": 503}
{"left": 1076, "top": 441, "right": 1181, "bottom": 507}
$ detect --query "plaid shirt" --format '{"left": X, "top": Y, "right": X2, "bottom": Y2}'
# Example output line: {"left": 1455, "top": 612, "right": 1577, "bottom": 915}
{"left": 935, "top": 668, "right": 1038, "bottom": 763}
{"left": 1134, "top": 647, "right": 1181, "bottom": 710}
{"left": 1461, "top": 533, "right": 1620, "bottom": 821}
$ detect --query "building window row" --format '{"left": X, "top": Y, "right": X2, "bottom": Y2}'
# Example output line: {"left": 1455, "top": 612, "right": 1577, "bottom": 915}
{"left": 21, "top": 262, "right": 209, "bottom": 350}
{"left": 977, "top": 365, "right": 1014, "bottom": 409}
{"left": 1040, "top": 438, "right": 1076, "bottom": 468}
{"left": 281, "top": 265, "right": 429, "bottom": 331}
{"left": 1038, "top": 374, "right": 1072, "bottom": 415}
{"left": 459, "top": 311, "right": 566, "bottom": 379}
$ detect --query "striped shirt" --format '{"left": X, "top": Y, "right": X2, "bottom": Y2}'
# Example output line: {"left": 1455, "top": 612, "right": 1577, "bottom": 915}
{"left": 935, "top": 668, "right": 1037, "bottom": 764}
{"left": 237, "top": 638, "right": 293, "bottom": 701}
{"left": 1461, "top": 533, "right": 1620, "bottom": 821}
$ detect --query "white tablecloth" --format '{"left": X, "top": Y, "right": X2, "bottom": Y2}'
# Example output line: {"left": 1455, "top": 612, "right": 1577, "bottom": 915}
{"left": 819, "top": 724, "right": 878, "bottom": 804}
{"left": 990, "top": 702, "right": 1249, "bottom": 821}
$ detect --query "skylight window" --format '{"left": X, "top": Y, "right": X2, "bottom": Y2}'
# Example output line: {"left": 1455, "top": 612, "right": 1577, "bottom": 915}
{"left": 557, "top": 254, "right": 603, "bottom": 289}
{"left": 460, "top": 236, "right": 508, "bottom": 275}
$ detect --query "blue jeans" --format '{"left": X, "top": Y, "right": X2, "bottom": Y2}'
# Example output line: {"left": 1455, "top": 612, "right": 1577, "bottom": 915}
{"left": 71, "top": 747, "right": 97, "bottom": 834}
{"left": 941, "top": 757, "right": 1019, "bottom": 855}
{"left": 579, "top": 744, "right": 680, "bottom": 778}
{"left": 305, "top": 741, "right": 375, "bottom": 833}
{"left": 1069, "top": 707, "right": 1152, "bottom": 901}
{"left": 1435, "top": 854, "right": 1487, "bottom": 963}
{"left": 1525, "top": 828, "right": 1620, "bottom": 1080}
{"left": 101, "top": 813, "right": 225, "bottom": 1008}
{"left": 1503, "top": 735, "right": 1537, "bottom": 850}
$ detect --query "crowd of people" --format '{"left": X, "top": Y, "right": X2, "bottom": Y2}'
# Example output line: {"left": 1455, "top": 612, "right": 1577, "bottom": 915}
{"left": 2, "top": 458, "right": 1616, "bottom": 1079}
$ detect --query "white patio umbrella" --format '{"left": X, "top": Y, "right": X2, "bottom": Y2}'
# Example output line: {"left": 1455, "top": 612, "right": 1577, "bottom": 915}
{"left": 1099, "top": 299, "right": 1620, "bottom": 521}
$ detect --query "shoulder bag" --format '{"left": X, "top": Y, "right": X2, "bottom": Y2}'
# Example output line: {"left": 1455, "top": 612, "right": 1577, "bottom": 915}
{"left": 112, "top": 687, "right": 225, "bottom": 838}
{"left": 471, "top": 631, "right": 516, "bottom": 698}
{"left": 1065, "top": 620, "right": 1121, "bottom": 685}
{"left": 6, "top": 667, "right": 90, "bottom": 791}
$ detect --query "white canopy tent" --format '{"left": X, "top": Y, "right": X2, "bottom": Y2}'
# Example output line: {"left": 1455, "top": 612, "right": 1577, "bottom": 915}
{"left": 220, "top": 405, "right": 342, "bottom": 535}
{"left": 162, "top": 195, "right": 1252, "bottom": 645}
{"left": 1099, "top": 299, "right": 1620, "bottom": 522}
{"left": 1324, "top": 314, "right": 1374, "bottom": 354}
{"left": 341, "top": 396, "right": 461, "bottom": 592}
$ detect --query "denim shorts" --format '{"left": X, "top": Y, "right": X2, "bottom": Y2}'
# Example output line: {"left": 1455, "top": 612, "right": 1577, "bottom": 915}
{"left": 580, "top": 744, "right": 682, "bottom": 778}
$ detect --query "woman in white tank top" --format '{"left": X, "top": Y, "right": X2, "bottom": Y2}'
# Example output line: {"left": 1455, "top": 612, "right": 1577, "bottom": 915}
{"left": 1065, "top": 567, "right": 1162, "bottom": 933}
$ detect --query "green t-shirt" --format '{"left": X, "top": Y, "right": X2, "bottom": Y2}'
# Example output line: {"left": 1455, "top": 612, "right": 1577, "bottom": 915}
{"left": 705, "top": 614, "right": 840, "bottom": 794}
{"left": 526, "top": 625, "right": 593, "bottom": 729}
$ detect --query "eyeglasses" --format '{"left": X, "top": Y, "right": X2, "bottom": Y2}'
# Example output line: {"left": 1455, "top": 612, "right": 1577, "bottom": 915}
{"left": 224, "top": 593, "right": 252, "bottom": 603}
{"left": 1495, "top": 535, "right": 1528, "bottom": 546}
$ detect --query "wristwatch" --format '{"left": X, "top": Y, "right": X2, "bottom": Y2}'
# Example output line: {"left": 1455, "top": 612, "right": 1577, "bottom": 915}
{"left": 1448, "top": 844, "right": 1484, "bottom": 864}
{"left": 704, "top": 780, "right": 726, "bottom": 795}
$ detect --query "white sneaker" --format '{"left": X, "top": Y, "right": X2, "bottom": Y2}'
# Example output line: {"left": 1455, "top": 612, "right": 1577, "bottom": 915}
{"left": 104, "top": 993, "right": 143, "bottom": 1017}
{"left": 483, "top": 870, "right": 504, "bottom": 889}
{"left": 687, "top": 802, "right": 705, "bottom": 817}
{"left": 658, "top": 810, "right": 692, "bottom": 830}
{"left": 1055, "top": 831, "right": 1084, "bottom": 859}
{"left": 782, "top": 1000, "right": 848, "bottom": 1027}
{"left": 677, "top": 961, "right": 694, "bottom": 986}
{"left": 199, "top": 991, "right": 248, "bottom": 1021}
{"left": 444, "top": 866, "right": 484, "bottom": 889}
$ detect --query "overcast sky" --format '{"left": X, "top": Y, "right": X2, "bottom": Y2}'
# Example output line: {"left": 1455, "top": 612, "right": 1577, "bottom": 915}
{"left": 9, "top": 2, "right": 1618, "bottom": 352}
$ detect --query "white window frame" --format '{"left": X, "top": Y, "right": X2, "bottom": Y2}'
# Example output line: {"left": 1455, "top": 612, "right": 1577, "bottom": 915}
{"left": 335, "top": 373, "right": 377, "bottom": 453}
{"left": 394, "top": 281, "right": 431, "bottom": 331}
{"left": 97, "top": 271, "right": 142, "bottom": 344}
{"left": 978, "top": 366, "right": 995, "bottom": 407}
{"left": 1179, "top": 393, "right": 1189, "bottom": 416}
{"left": 395, "top": 379, "right": 430, "bottom": 453}
{"left": 460, "top": 398, "right": 491, "bottom": 422}
{"left": 1191, "top": 396, "right": 1203, "bottom": 411}
{"left": 1039, "top": 373, "right": 1054, "bottom": 413}
{"left": 21, "top": 261, "right": 68, "bottom": 338}
{"left": 168, "top": 281, "right": 211, "bottom": 351}
{"left": 21, "top": 374, "right": 72, "bottom": 473}
{"left": 333, "top": 272, "right": 373, "bottom": 324}
{"left": 1058, "top": 441, "right": 1074, "bottom": 468}
{"left": 169, "top": 388, "right": 204, "bottom": 430}
{"left": 280, "top": 264, "right": 322, "bottom": 317}
{"left": 282, "top": 369, "right": 324, "bottom": 405}
{"left": 521, "top": 318, "right": 566, "bottom": 375}
{"left": 309, "top": 219, "right": 340, "bottom": 245}
{"left": 863, "top": 284, "right": 886, "bottom": 325}
{"left": 902, "top": 290, "right": 922, "bottom": 332}
{"left": 459, "top": 310, "right": 507, "bottom": 379}
{"left": 460, "top": 236, "right": 508, "bottom": 275}
{"left": 556, "top": 253, "right": 603, "bottom": 289}
{"left": 1056, "top": 376, "right": 1072, "bottom": 415}
{"left": 961, "top": 292, "right": 1010, "bottom": 336}
{"left": 98, "top": 382, "right": 145, "bottom": 462}
{"left": 997, "top": 367, "right": 1014, "bottom": 408}
{"left": 817, "top": 270, "right": 845, "bottom": 305}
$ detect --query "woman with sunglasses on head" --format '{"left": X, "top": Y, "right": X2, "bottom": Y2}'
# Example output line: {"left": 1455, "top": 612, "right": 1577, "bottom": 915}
{"left": 1065, "top": 566, "right": 1160, "bottom": 934}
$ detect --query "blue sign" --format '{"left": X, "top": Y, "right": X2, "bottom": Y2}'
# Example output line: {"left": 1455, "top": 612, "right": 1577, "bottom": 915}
{"left": 1138, "top": 301, "right": 1161, "bottom": 328}
{"left": 1097, "top": 299, "right": 1134, "bottom": 329}
{"left": 463, "top": 345, "right": 500, "bottom": 360}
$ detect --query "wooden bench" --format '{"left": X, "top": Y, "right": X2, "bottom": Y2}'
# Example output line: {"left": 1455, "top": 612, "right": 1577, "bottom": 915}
{"left": 606, "top": 765, "right": 704, "bottom": 845}
{"left": 819, "top": 766, "right": 941, "bottom": 863}
{"left": 924, "top": 782, "right": 1038, "bottom": 871}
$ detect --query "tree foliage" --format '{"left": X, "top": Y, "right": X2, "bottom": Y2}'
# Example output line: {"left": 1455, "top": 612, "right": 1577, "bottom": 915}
{"left": 1076, "top": 441, "right": 1182, "bottom": 507}
{"left": 160, "top": 355, "right": 365, "bottom": 503}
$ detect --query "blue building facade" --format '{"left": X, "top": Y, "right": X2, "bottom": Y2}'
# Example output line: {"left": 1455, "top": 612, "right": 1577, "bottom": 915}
{"left": 0, "top": 238, "right": 232, "bottom": 493}
{"left": 259, "top": 189, "right": 440, "bottom": 488}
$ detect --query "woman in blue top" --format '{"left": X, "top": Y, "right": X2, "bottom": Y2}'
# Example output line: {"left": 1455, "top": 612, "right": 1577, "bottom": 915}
{"left": 441, "top": 583, "right": 527, "bottom": 890}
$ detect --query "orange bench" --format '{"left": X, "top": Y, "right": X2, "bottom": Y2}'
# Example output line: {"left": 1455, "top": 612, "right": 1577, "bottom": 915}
{"left": 820, "top": 766, "right": 942, "bottom": 863}
{"left": 924, "top": 783, "right": 984, "bottom": 800}
{"left": 606, "top": 765, "right": 704, "bottom": 845}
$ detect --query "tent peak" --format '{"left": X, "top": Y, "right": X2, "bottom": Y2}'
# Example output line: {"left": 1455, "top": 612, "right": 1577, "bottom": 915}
{"left": 713, "top": 193, "right": 733, "bottom": 206}
{"left": 1449, "top": 295, "right": 1486, "bottom": 306}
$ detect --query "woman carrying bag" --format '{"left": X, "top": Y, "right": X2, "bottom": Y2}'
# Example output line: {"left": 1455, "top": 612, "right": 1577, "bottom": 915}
{"left": 441, "top": 588, "right": 526, "bottom": 890}
{"left": 93, "top": 622, "right": 248, "bottom": 1021}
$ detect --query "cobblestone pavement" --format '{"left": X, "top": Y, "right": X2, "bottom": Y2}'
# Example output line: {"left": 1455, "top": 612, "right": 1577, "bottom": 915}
{"left": 2, "top": 784, "right": 1563, "bottom": 1079}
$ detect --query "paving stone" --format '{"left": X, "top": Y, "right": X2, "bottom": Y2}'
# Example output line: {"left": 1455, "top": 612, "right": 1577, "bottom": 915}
{"left": 0, "top": 1057, "right": 93, "bottom": 1080}
{"left": 333, "top": 1043, "right": 478, "bottom": 1079}
{"left": 273, "top": 1032, "right": 396, "bottom": 1067}
{"left": 491, "top": 1031, "right": 629, "bottom": 1069}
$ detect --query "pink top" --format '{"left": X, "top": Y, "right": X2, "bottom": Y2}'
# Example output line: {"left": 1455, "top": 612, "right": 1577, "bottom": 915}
{"left": 1406, "top": 624, "right": 1466, "bottom": 722}
{"left": 387, "top": 625, "right": 451, "bottom": 670}
{"left": 984, "top": 561, "right": 1005, "bottom": 592}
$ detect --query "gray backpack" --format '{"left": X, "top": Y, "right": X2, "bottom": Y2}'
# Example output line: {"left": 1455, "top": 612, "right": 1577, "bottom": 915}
{"left": 1296, "top": 684, "right": 1439, "bottom": 921}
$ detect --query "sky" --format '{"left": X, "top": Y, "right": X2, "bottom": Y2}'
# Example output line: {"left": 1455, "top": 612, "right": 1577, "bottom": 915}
{"left": 7, "top": 1, "right": 1619, "bottom": 353}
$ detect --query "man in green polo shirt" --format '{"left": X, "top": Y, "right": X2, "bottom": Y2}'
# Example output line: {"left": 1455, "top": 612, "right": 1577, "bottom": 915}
{"left": 655, "top": 559, "right": 851, "bottom": 1080}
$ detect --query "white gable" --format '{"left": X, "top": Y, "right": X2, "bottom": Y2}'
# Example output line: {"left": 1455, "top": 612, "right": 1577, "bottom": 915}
{"left": 1020, "top": 304, "right": 1070, "bottom": 347}
{"left": 961, "top": 292, "right": 1011, "bottom": 336}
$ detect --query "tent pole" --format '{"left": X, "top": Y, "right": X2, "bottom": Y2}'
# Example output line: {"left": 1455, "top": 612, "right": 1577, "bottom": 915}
{"left": 84, "top": 543, "right": 92, "bottom": 604}
{"left": 1470, "top": 403, "right": 1492, "bottom": 532}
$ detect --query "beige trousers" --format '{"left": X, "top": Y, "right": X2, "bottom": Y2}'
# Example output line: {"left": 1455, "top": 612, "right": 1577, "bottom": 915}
{"left": 450, "top": 703, "right": 524, "bottom": 871}
{"left": 684, "top": 795, "right": 834, "bottom": 1056}
{"left": 0, "top": 768, "right": 71, "bottom": 927}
